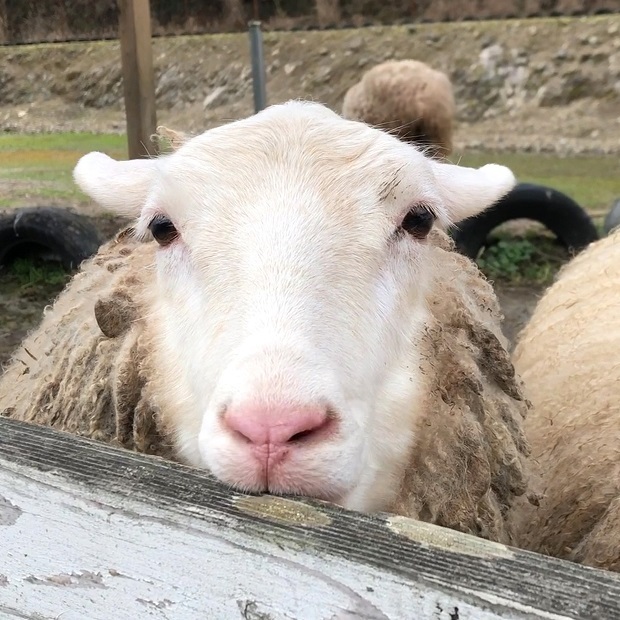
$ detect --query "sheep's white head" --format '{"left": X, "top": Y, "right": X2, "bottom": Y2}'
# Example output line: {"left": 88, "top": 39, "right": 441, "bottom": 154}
{"left": 74, "top": 101, "right": 515, "bottom": 512}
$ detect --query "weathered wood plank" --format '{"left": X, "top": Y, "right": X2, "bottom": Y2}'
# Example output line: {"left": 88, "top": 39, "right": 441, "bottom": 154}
{"left": 0, "top": 417, "right": 619, "bottom": 620}
{"left": 118, "top": 0, "right": 157, "bottom": 159}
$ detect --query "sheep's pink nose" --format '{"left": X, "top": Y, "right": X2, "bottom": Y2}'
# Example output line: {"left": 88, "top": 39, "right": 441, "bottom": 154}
{"left": 224, "top": 403, "right": 331, "bottom": 447}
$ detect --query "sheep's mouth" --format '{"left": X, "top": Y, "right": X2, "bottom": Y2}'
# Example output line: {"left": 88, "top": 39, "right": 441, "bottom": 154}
{"left": 223, "top": 467, "right": 346, "bottom": 506}
{"left": 252, "top": 487, "right": 344, "bottom": 508}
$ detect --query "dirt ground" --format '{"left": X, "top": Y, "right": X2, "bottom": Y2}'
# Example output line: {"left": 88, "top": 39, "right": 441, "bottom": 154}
{"left": 2, "top": 16, "right": 619, "bottom": 155}
{"left": 0, "top": 213, "right": 127, "bottom": 366}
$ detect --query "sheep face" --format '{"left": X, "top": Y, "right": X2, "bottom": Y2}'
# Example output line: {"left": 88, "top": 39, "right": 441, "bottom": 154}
{"left": 74, "top": 101, "right": 515, "bottom": 511}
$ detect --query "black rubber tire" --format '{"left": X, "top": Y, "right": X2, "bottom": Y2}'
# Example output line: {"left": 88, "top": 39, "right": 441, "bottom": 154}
{"left": 0, "top": 206, "right": 104, "bottom": 271}
{"left": 603, "top": 198, "right": 620, "bottom": 236}
{"left": 450, "top": 182, "right": 600, "bottom": 259}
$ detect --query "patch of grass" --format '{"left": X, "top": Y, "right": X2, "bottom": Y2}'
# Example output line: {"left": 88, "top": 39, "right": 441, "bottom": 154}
{"left": 476, "top": 234, "right": 569, "bottom": 285}
{"left": 1, "top": 134, "right": 617, "bottom": 217}
{"left": 455, "top": 150, "right": 620, "bottom": 285}
{"left": 0, "top": 132, "right": 128, "bottom": 209}
{"left": 3, "top": 257, "right": 70, "bottom": 289}
{"left": 455, "top": 151, "right": 620, "bottom": 216}
{"left": 0, "top": 132, "right": 127, "bottom": 154}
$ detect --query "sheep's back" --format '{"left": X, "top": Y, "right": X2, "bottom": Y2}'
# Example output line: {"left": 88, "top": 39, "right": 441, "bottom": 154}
{"left": 512, "top": 229, "right": 620, "bottom": 570}
{"left": 0, "top": 229, "right": 175, "bottom": 459}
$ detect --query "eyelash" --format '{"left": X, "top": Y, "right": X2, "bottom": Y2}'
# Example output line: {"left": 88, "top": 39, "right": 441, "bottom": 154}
{"left": 148, "top": 215, "right": 179, "bottom": 246}
{"left": 397, "top": 204, "right": 436, "bottom": 240}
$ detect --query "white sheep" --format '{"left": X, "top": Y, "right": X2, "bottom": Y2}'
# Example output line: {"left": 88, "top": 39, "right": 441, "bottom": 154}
{"left": 511, "top": 228, "right": 620, "bottom": 572}
{"left": 0, "top": 101, "right": 535, "bottom": 544}
{"left": 341, "top": 59, "right": 456, "bottom": 159}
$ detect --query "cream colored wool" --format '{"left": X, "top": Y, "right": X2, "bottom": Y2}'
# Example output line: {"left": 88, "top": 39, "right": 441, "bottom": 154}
{"left": 0, "top": 229, "right": 174, "bottom": 459}
{"left": 341, "top": 59, "right": 455, "bottom": 158}
{"left": 0, "top": 228, "right": 534, "bottom": 545}
{"left": 511, "top": 228, "right": 620, "bottom": 572}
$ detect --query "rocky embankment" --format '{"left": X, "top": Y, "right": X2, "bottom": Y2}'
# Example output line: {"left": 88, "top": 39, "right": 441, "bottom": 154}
{"left": 0, "top": 15, "right": 619, "bottom": 154}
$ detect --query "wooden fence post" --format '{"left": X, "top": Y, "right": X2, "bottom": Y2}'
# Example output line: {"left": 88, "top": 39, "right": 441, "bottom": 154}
{"left": 0, "top": 0, "right": 7, "bottom": 44}
{"left": 118, "top": 0, "right": 157, "bottom": 159}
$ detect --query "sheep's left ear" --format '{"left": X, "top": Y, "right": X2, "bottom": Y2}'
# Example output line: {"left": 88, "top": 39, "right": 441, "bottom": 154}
{"left": 155, "top": 125, "right": 188, "bottom": 152}
{"left": 73, "top": 152, "right": 159, "bottom": 217}
{"left": 431, "top": 160, "right": 516, "bottom": 224}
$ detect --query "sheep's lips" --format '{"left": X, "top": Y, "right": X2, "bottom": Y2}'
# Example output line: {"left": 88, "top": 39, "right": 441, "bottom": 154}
{"left": 214, "top": 447, "right": 351, "bottom": 502}
{"left": 225, "top": 462, "right": 347, "bottom": 504}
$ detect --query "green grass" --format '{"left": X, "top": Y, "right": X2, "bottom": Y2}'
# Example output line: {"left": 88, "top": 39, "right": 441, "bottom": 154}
{"left": 3, "top": 257, "right": 70, "bottom": 289}
{"left": 454, "top": 150, "right": 620, "bottom": 284}
{"left": 455, "top": 150, "right": 620, "bottom": 216}
{"left": 0, "top": 132, "right": 127, "bottom": 208}
{"left": 476, "top": 234, "right": 568, "bottom": 285}
{"left": 0, "top": 132, "right": 127, "bottom": 153}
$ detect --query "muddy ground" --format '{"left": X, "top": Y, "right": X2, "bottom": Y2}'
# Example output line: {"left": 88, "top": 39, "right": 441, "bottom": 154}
{"left": 2, "top": 16, "right": 619, "bottom": 155}
{"left": 0, "top": 213, "right": 127, "bottom": 365}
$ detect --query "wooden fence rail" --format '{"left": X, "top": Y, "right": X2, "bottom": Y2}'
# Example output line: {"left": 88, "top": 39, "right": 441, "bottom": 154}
{"left": 1, "top": 416, "right": 619, "bottom": 619}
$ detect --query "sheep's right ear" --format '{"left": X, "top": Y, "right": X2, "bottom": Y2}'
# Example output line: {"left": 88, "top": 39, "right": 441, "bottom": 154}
{"left": 73, "top": 152, "right": 158, "bottom": 217}
{"left": 430, "top": 160, "right": 516, "bottom": 224}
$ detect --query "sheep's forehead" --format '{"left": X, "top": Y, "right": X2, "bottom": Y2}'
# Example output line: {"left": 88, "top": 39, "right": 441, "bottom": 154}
{"left": 157, "top": 102, "right": 432, "bottom": 225}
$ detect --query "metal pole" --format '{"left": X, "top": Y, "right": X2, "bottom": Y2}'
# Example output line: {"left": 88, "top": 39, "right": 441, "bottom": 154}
{"left": 249, "top": 20, "right": 267, "bottom": 113}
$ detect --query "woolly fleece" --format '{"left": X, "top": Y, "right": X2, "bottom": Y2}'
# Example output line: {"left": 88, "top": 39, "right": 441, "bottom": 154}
{"left": 512, "top": 228, "right": 620, "bottom": 572}
{"left": 341, "top": 59, "right": 455, "bottom": 158}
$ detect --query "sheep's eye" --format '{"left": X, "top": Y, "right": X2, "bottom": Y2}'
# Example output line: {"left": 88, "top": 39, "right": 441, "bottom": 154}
{"left": 400, "top": 205, "right": 435, "bottom": 239}
{"left": 148, "top": 215, "right": 178, "bottom": 246}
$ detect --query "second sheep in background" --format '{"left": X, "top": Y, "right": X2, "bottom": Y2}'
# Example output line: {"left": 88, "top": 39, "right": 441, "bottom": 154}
{"left": 341, "top": 59, "right": 455, "bottom": 159}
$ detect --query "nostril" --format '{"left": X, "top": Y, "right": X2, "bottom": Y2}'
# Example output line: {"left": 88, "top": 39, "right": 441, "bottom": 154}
{"left": 288, "top": 415, "right": 333, "bottom": 444}
{"left": 289, "top": 429, "right": 315, "bottom": 443}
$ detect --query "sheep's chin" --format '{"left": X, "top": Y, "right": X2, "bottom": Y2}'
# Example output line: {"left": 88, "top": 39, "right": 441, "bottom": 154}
{"left": 208, "top": 460, "right": 357, "bottom": 507}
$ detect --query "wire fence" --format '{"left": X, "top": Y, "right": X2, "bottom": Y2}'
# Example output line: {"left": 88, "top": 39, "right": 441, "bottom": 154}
{"left": 1, "top": 0, "right": 618, "bottom": 45}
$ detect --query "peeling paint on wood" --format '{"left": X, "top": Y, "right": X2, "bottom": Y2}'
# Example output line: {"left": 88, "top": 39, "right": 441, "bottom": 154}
{"left": 0, "top": 495, "right": 22, "bottom": 526}
{"left": 1, "top": 417, "right": 619, "bottom": 620}
{"left": 24, "top": 571, "right": 106, "bottom": 589}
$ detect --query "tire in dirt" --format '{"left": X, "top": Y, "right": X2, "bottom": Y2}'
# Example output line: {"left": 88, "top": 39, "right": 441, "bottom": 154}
{"left": 450, "top": 182, "right": 599, "bottom": 260}
{"left": 0, "top": 206, "right": 104, "bottom": 271}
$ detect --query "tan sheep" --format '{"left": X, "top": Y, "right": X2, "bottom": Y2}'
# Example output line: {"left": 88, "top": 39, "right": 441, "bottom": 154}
{"left": 511, "top": 228, "right": 620, "bottom": 572}
{"left": 0, "top": 100, "right": 535, "bottom": 545}
{"left": 341, "top": 59, "right": 456, "bottom": 159}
